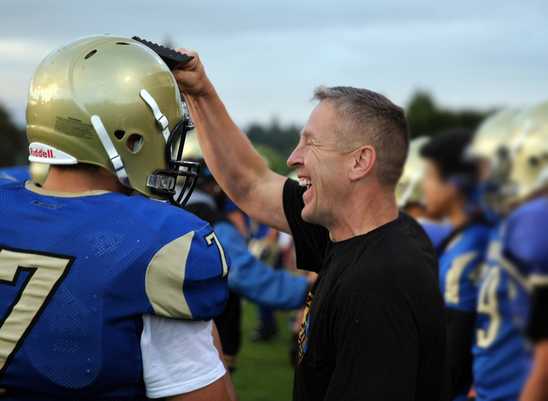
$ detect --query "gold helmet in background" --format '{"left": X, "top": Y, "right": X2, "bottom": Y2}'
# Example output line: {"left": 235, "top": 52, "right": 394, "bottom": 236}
{"left": 396, "top": 136, "right": 429, "bottom": 208}
{"left": 467, "top": 108, "right": 521, "bottom": 212}
{"left": 505, "top": 101, "right": 548, "bottom": 204}
{"left": 467, "top": 108, "right": 521, "bottom": 180}
{"left": 26, "top": 35, "right": 199, "bottom": 206}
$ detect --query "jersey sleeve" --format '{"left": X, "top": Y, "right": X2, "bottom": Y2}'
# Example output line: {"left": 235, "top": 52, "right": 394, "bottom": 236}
{"left": 144, "top": 223, "right": 230, "bottom": 321}
{"left": 441, "top": 248, "right": 484, "bottom": 312}
{"left": 282, "top": 179, "right": 329, "bottom": 272}
{"left": 503, "top": 201, "right": 548, "bottom": 285}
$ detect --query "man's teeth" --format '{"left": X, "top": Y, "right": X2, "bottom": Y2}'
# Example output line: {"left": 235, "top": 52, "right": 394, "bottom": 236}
{"left": 299, "top": 178, "right": 312, "bottom": 189}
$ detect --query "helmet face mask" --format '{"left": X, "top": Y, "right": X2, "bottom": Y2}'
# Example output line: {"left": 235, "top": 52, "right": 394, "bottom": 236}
{"left": 26, "top": 35, "right": 200, "bottom": 207}
{"left": 147, "top": 117, "right": 201, "bottom": 207}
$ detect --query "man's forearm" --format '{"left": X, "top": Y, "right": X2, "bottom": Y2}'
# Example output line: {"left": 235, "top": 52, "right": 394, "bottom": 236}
{"left": 184, "top": 88, "right": 269, "bottom": 208}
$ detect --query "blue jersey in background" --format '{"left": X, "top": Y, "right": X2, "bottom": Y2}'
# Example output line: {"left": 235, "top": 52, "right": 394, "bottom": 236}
{"left": 473, "top": 197, "right": 548, "bottom": 401}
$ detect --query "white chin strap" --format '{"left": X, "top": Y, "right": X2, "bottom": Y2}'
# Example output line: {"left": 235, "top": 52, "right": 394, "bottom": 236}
{"left": 140, "top": 89, "right": 170, "bottom": 142}
{"left": 90, "top": 115, "right": 129, "bottom": 186}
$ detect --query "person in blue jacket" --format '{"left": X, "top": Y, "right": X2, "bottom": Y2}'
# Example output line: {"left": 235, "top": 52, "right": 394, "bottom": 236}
{"left": 185, "top": 160, "right": 311, "bottom": 371}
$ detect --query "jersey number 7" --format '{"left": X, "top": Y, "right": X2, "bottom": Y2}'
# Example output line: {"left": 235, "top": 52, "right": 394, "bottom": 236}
{"left": 0, "top": 247, "right": 73, "bottom": 374}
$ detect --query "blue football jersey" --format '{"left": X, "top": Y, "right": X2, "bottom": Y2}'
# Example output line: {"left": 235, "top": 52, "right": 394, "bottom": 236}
{"left": 0, "top": 181, "right": 229, "bottom": 400}
{"left": 473, "top": 197, "right": 548, "bottom": 401}
{"left": 438, "top": 222, "right": 490, "bottom": 313}
{"left": 419, "top": 220, "right": 453, "bottom": 250}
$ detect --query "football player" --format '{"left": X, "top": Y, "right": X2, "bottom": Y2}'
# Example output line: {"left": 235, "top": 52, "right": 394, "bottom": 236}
{"left": 470, "top": 105, "right": 546, "bottom": 401}
{"left": 0, "top": 36, "right": 233, "bottom": 400}
{"left": 419, "top": 129, "right": 491, "bottom": 401}
{"left": 396, "top": 136, "right": 453, "bottom": 248}
{"left": 503, "top": 101, "right": 548, "bottom": 401}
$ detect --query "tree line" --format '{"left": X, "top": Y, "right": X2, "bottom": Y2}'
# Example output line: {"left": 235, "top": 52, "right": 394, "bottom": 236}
{"left": 1, "top": 91, "right": 494, "bottom": 173}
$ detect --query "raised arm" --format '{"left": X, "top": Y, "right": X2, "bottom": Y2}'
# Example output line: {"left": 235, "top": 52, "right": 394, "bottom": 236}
{"left": 174, "top": 51, "right": 289, "bottom": 233}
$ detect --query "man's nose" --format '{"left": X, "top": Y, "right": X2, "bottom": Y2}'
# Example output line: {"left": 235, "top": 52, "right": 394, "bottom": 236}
{"left": 287, "top": 144, "right": 303, "bottom": 168}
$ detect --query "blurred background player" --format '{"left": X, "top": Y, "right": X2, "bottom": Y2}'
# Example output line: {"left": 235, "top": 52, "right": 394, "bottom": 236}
{"left": 0, "top": 36, "right": 234, "bottom": 400}
{"left": 468, "top": 105, "right": 546, "bottom": 401}
{"left": 497, "top": 101, "right": 548, "bottom": 401}
{"left": 182, "top": 132, "right": 310, "bottom": 371}
{"left": 419, "top": 129, "right": 491, "bottom": 401}
{"left": 396, "top": 136, "right": 453, "bottom": 248}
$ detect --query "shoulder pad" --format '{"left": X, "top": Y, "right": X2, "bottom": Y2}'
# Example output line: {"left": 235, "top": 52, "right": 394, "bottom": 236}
{"left": 504, "top": 198, "right": 548, "bottom": 274}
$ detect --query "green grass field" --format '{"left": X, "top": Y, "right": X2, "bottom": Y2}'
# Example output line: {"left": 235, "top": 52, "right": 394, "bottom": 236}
{"left": 233, "top": 301, "right": 295, "bottom": 401}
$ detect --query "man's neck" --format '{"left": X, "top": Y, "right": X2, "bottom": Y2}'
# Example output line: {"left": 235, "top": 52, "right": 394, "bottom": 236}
{"left": 42, "top": 166, "right": 127, "bottom": 194}
{"left": 327, "top": 187, "right": 399, "bottom": 242}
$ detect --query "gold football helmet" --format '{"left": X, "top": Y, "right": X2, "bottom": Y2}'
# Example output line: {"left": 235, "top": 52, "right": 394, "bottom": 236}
{"left": 26, "top": 35, "right": 199, "bottom": 206}
{"left": 467, "top": 108, "right": 522, "bottom": 212}
{"left": 396, "top": 136, "right": 429, "bottom": 208}
{"left": 505, "top": 101, "right": 548, "bottom": 203}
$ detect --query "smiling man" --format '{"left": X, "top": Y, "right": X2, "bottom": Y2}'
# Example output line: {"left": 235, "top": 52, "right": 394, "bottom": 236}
{"left": 175, "top": 52, "right": 446, "bottom": 401}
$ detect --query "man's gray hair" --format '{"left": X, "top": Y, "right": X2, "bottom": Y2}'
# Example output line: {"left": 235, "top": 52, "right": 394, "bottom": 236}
{"left": 314, "top": 86, "right": 409, "bottom": 187}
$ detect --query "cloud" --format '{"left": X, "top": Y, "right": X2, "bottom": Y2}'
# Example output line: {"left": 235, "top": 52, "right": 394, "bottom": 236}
{"left": 0, "top": 0, "right": 547, "bottom": 127}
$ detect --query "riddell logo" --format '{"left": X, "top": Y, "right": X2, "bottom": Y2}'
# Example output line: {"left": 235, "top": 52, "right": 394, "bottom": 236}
{"left": 29, "top": 148, "right": 54, "bottom": 159}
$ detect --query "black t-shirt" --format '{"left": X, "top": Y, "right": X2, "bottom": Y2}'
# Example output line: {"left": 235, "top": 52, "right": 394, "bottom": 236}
{"left": 283, "top": 179, "right": 447, "bottom": 401}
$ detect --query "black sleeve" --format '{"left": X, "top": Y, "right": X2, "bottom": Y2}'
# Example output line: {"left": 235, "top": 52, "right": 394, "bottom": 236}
{"left": 445, "top": 308, "right": 475, "bottom": 399}
{"left": 324, "top": 283, "right": 419, "bottom": 401}
{"left": 528, "top": 287, "right": 548, "bottom": 342}
{"left": 282, "top": 178, "right": 329, "bottom": 272}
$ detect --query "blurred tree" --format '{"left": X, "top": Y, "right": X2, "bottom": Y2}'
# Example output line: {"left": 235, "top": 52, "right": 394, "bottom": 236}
{"left": 406, "top": 90, "right": 492, "bottom": 139}
{"left": 0, "top": 103, "right": 27, "bottom": 167}
{"left": 255, "top": 144, "right": 290, "bottom": 176}
{"left": 246, "top": 117, "right": 299, "bottom": 163}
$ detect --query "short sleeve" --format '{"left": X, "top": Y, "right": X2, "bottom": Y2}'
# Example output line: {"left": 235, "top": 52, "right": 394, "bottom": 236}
{"left": 145, "top": 223, "right": 230, "bottom": 320}
{"left": 141, "top": 316, "right": 226, "bottom": 398}
{"left": 503, "top": 202, "right": 548, "bottom": 283}
{"left": 282, "top": 179, "right": 329, "bottom": 272}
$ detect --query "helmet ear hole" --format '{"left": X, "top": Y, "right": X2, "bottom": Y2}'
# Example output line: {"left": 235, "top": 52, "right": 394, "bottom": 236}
{"left": 114, "top": 130, "right": 125, "bottom": 140}
{"left": 126, "top": 134, "right": 144, "bottom": 154}
{"left": 84, "top": 49, "right": 97, "bottom": 59}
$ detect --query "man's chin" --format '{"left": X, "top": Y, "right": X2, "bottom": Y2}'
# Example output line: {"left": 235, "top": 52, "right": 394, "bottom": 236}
{"left": 301, "top": 207, "right": 320, "bottom": 225}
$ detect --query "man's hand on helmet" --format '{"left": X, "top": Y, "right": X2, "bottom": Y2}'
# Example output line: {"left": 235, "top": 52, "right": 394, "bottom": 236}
{"left": 173, "top": 49, "right": 214, "bottom": 98}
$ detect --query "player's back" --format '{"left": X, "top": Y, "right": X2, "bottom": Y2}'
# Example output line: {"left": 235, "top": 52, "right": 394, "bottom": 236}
{"left": 0, "top": 181, "right": 228, "bottom": 400}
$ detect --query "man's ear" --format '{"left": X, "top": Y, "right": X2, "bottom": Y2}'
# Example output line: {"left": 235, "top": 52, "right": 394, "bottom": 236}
{"left": 348, "top": 145, "right": 376, "bottom": 181}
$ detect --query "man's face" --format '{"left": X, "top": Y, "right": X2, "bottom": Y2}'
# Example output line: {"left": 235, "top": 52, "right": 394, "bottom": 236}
{"left": 287, "top": 102, "right": 350, "bottom": 226}
{"left": 421, "top": 160, "right": 458, "bottom": 220}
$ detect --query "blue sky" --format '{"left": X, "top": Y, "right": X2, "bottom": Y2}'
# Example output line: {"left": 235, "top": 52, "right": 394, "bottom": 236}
{"left": 1, "top": 0, "right": 547, "bottom": 127}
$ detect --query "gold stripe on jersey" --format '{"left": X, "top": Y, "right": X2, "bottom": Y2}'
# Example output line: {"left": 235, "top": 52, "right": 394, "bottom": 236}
{"left": 145, "top": 231, "right": 194, "bottom": 319}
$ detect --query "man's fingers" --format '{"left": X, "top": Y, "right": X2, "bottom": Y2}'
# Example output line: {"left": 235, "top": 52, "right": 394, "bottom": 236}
{"left": 175, "top": 48, "right": 199, "bottom": 70}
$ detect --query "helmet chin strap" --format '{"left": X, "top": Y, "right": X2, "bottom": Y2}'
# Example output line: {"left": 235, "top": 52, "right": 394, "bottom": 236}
{"left": 140, "top": 89, "right": 170, "bottom": 142}
{"left": 90, "top": 115, "right": 129, "bottom": 186}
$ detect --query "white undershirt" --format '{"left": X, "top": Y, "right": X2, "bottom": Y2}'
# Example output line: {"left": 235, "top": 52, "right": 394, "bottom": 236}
{"left": 141, "top": 315, "right": 226, "bottom": 399}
